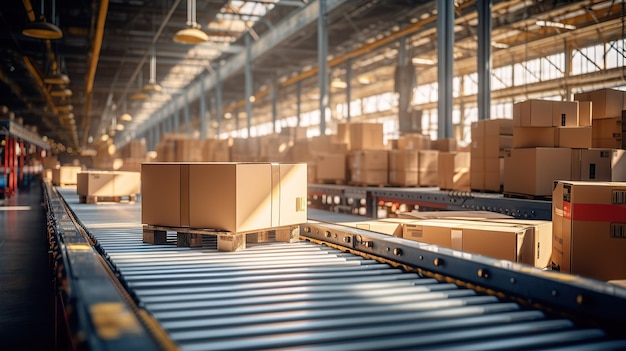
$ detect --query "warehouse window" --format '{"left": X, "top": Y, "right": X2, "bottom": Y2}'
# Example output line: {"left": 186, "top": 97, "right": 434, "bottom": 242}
{"left": 492, "top": 65, "right": 513, "bottom": 90}
{"left": 572, "top": 44, "right": 603, "bottom": 75}
{"left": 606, "top": 39, "right": 626, "bottom": 70}
{"left": 464, "top": 73, "right": 478, "bottom": 96}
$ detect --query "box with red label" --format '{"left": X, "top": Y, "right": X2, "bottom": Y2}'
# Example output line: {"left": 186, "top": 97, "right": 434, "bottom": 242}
{"left": 552, "top": 180, "right": 626, "bottom": 281}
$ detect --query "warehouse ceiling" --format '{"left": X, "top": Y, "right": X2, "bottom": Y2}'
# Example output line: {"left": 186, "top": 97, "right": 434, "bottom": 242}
{"left": 0, "top": 0, "right": 624, "bottom": 153}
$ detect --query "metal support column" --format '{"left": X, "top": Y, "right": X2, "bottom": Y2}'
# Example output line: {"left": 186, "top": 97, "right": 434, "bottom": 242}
{"left": 477, "top": 0, "right": 492, "bottom": 121}
{"left": 184, "top": 93, "right": 190, "bottom": 135}
{"left": 272, "top": 75, "right": 278, "bottom": 133}
{"left": 200, "top": 78, "right": 207, "bottom": 140}
{"left": 296, "top": 81, "right": 302, "bottom": 126}
{"left": 19, "top": 140, "right": 24, "bottom": 186}
{"left": 216, "top": 67, "right": 223, "bottom": 136}
{"left": 245, "top": 33, "right": 253, "bottom": 138}
{"left": 317, "top": 0, "right": 329, "bottom": 135}
{"left": 174, "top": 100, "right": 180, "bottom": 133}
{"left": 397, "top": 37, "right": 415, "bottom": 133}
{"left": 437, "top": 0, "right": 454, "bottom": 139}
{"left": 564, "top": 39, "right": 572, "bottom": 100}
{"left": 346, "top": 59, "right": 352, "bottom": 122}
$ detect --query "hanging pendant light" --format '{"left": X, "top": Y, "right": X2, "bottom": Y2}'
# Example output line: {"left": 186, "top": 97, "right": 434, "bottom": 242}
{"left": 119, "top": 98, "right": 132, "bottom": 122}
{"left": 131, "top": 70, "right": 149, "bottom": 101}
{"left": 173, "top": 0, "right": 208, "bottom": 44}
{"left": 143, "top": 46, "right": 162, "bottom": 93}
{"left": 23, "top": 0, "right": 63, "bottom": 39}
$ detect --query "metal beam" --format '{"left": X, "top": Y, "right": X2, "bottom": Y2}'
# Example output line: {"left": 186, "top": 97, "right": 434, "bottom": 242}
{"left": 245, "top": 33, "right": 253, "bottom": 137}
{"left": 318, "top": 0, "right": 329, "bottom": 135}
{"left": 477, "top": 0, "right": 492, "bottom": 121}
{"left": 437, "top": 0, "right": 454, "bottom": 139}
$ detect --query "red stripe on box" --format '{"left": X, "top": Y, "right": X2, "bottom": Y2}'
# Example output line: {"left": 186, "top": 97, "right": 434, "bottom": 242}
{"left": 564, "top": 203, "right": 626, "bottom": 222}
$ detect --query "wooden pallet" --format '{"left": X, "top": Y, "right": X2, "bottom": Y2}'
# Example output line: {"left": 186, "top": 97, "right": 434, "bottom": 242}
{"left": 142, "top": 224, "right": 300, "bottom": 252}
{"left": 79, "top": 194, "right": 137, "bottom": 204}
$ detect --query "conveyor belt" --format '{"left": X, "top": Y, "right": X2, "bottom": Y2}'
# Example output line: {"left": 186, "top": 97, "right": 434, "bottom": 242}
{"left": 49, "top": 186, "right": 626, "bottom": 350}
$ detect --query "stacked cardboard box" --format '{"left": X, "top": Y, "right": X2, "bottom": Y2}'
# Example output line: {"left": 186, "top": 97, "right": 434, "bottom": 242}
{"left": 388, "top": 149, "right": 418, "bottom": 186}
{"left": 202, "top": 139, "right": 231, "bottom": 162}
{"left": 231, "top": 138, "right": 260, "bottom": 162}
{"left": 350, "top": 149, "right": 388, "bottom": 185}
{"left": 552, "top": 180, "right": 626, "bottom": 281}
{"left": 141, "top": 162, "right": 307, "bottom": 233}
{"left": 437, "top": 151, "right": 470, "bottom": 191}
{"left": 259, "top": 135, "right": 292, "bottom": 162}
{"left": 470, "top": 119, "right": 512, "bottom": 192}
{"left": 574, "top": 88, "right": 625, "bottom": 148}
{"left": 348, "top": 123, "right": 387, "bottom": 185}
{"left": 417, "top": 150, "right": 438, "bottom": 187}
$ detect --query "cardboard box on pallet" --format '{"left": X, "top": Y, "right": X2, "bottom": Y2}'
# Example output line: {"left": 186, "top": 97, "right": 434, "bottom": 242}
{"left": 552, "top": 180, "right": 626, "bottom": 280}
{"left": 77, "top": 171, "right": 114, "bottom": 197}
{"left": 484, "top": 157, "right": 504, "bottom": 192}
{"left": 470, "top": 157, "right": 485, "bottom": 190}
{"left": 350, "top": 150, "right": 388, "bottom": 170}
{"left": 503, "top": 147, "right": 571, "bottom": 197}
{"left": 142, "top": 162, "right": 307, "bottom": 233}
{"left": 398, "top": 133, "right": 431, "bottom": 150}
{"left": 512, "top": 127, "right": 556, "bottom": 148}
{"left": 389, "top": 170, "right": 418, "bottom": 187}
{"left": 389, "top": 149, "right": 418, "bottom": 171}
{"left": 77, "top": 171, "right": 141, "bottom": 198}
{"left": 52, "top": 166, "right": 82, "bottom": 186}
{"left": 351, "top": 169, "right": 388, "bottom": 185}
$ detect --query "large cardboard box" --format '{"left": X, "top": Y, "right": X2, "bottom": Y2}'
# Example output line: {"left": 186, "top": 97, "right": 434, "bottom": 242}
{"left": 431, "top": 138, "right": 457, "bottom": 152}
{"left": 398, "top": 133, "right": 431, "bottom": 150}
{"left": 485, "top": 135, "right": 512, "bottom": 158}
{"left": 484, "top": 119, "right": 514, "bottom": 136}
{"left": 470, "top": 157, "right": 485, "bottom": 190}
{"left": 389, "top": 149, "right": 418, "bottom": 171}
{"left": 77, "top": 172, "right": 114, "bottom": 197}
{"left": 350, "top": 150, "right": 388, "bottom": 170}
{"left": 403, "top": 219, "right": 536, "bottom": 265}
{"left": 512, "top": 127, "right": 556, "bottom": 148}
{"left": 503, "top": 148, "right": 571, "bottom": 196}
{"left": 142, "top": 163, "right": 306, "bottom": 232}
{"left": 552, "top": 101, "right": 579, "bottom": 127}
{"left": 513, "top": 100, "right": 553, "bottom": 127}
{"left": 437, "top": 152, "right": 470, "bottom": 191}
{"left": 571, "top": 149, "right": 612, "bottom": 181}
{"left": 552, "top": 180, "right": 626, "bottom": 280}
{"left": 575, "top": 89, "right": 625, "bottom": 119}
{"left": 77, "top": 171, "right": 141, "bottom": 197}
{"left": 350, "top": 123, "right": 384, "bottom": 150}
{"left": 52, "top": 166, "right": 82, "bottom": 186}
{"left": 555, "top": 126, "right": 592, "bottom": 148}
{"left": 388, "top": 170, "right": 418, "bottom": 187}
{"left": 418, "top": 150, "right": 439, "bottom": 187}
{"left": 351, "top": 169, "right": 388, "bottom": 185}
{"left": 484, "top": 157, "right": 504, "bottom": 192}
{"left": 315, "top": 153, "right": 346, "bottom": 182}
{"left": 142, "top": 163, "right": 189, "bottom": 227}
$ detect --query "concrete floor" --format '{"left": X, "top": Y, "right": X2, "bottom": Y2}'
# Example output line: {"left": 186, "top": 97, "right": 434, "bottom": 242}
{"left": 0, "top": 182, "right": 55, "bottom": 349}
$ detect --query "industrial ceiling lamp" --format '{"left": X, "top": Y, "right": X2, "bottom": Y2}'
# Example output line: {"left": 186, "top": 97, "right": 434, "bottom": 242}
{"left": 45, "top": 56, "right": 70, "bottom": 85}
{"left": 130, "top": 70, "right": 149, "bottom": 101}
{"left": 143, "top": 46, "right": 162, "bottom": 93}
{"left": 173, "top": 0, "right": 208, "bottom": 44}
{"left": 50, "top": 86, "right": 72, "bottom": 97}
{"left": 119, "top": 99, "right": 132, "bottom": 122}
{"left": 23, "top": 0, "right": 63, "bottom": 40}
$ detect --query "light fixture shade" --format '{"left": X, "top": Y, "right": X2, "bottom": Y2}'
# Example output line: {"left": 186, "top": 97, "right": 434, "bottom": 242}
{"left": 44, "top": 73, "right": 70, "bottom": 85}
{"left": 57, "top": 104, "right": 73, "bottom": 113}
{"left": 130, "top": 91, "right": 149, "bottom": 101}
{"left": 173, "top": 27, "right": 209, "bottom": 44}
{"left": 22, "top": 20, "right": 63, "bottom": 40}
{"left": 119, "top": 113, "right": 133, "bottom": 122}
{"left": 50, "top": 88, "right": 73, "bottom": 97}
{"left": 143, "top": 82, "right": 163, "bottom": 93}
